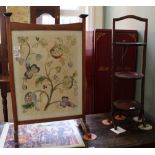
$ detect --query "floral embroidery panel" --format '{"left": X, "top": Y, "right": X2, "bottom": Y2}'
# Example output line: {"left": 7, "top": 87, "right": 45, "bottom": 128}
{"left": 12, "top": 31, "right": 82, "bottom": 121}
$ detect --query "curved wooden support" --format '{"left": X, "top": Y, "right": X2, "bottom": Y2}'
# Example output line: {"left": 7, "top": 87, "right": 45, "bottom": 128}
{"left": 79, "top": 118, "right": 97, "bottom": 141}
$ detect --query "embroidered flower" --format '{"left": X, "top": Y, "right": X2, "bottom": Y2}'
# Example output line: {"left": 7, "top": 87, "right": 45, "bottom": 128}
{"left": 24, "top": 63, "right": 40, "bottom": 79}
{"left": 22, "top": 92, "right": 37, "bottom": 110}
{"left": 50, "top": 45, "right": 63, "bottom": 59}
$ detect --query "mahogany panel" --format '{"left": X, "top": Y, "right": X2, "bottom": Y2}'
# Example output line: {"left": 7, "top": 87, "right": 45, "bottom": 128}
{"left": 94, "top": 29, "right": 138, "bottom": 113}
{"left": 94, "top": 30, "right": 112, "bottom": 113}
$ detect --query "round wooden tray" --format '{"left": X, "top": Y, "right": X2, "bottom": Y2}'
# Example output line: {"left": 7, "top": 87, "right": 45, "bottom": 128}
{"left": 114, "top": 114, "right": 126, "bottom": 121}
{"left": 114, "top": 100, "right": 139, "bottom": 110}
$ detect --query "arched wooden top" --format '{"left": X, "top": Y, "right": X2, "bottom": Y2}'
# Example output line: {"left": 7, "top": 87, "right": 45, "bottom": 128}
{"left": 113, "top": 15, "right": 148, "bottom": 23}
{"left": 113, "top": 15, "right": 148, "bottom": 43}
{"left": 30, "top": 6, "right": 60, "bottom": 24}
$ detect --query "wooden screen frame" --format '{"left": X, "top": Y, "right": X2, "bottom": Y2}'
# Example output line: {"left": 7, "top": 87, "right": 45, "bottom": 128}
{"left": 5, "top": 13, "right": 88, "bottom": 146}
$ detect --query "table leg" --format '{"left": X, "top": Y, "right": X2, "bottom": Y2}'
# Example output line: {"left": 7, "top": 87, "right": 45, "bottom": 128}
{"left": 1, "top": 84, "right": 8, "bottom": 122}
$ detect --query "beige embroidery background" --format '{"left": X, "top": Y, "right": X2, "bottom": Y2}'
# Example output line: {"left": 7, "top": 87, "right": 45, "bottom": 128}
{"left": 12, "top": 30, "right": 82, "bottom": 121}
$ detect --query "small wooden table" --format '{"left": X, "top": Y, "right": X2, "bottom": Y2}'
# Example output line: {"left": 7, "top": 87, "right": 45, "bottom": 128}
{"left": 84, "top": 113, "right": 155, "bottom": 148}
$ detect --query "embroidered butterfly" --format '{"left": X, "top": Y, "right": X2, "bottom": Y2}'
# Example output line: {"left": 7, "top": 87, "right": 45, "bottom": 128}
{"left": 24, "top": 63, "right": 40, "bottom": 79}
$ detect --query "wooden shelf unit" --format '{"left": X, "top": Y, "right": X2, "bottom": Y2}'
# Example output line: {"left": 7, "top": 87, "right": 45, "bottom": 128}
{"left": 111, "top": 15, "right": 148, "bottom": 130}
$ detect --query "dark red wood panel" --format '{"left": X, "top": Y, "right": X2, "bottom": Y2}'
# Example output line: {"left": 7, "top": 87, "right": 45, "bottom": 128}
{"left": 94, "top": 29, "right": 138, "bottom": 113}
{"left": 94, "top": 30, "right": 112, "bottom": 113}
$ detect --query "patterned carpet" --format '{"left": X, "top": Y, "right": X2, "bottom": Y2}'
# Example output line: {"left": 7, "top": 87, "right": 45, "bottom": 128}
{"left": 0, "top": 120, "right": 85, "bottom": 148}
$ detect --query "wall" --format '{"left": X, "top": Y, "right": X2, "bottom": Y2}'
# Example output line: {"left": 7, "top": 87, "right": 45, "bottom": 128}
{"left": 94, "top": 6, "right": 104, "bottom": 29}
{"left": 104, "top": 6, "right": 155, "bottom": 121}
{"left": 7, "top": 6, "right": 30, "bottom": 23}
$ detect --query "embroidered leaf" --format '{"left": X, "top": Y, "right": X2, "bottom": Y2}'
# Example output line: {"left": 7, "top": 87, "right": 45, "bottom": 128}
{"left": 46, "top": 61, "right": 53, "bottom": 67}
{"left": 36, "top": 54, "right": 42, "bottom": 61}
{"left": 22, "top": 84, "right": 27, "bottom": 90}
{"left": 36, "top": 37, "right": 39, "bottom": 41}
{"left": 22, "top": 102, "right": 35, "bottom": 109}
{"left": 39, "top": 38, "right": 48, "bottom": 47}
{"left": 68, "top": 61, "right": 73, "bottom": 67}
{"left": 35, "top": 76, "right": 47, "bottom": 85}
{"left": 55, "top": 66, "right": 61, "bottom": 73}
{"left": 73, "top": 71, "right": 77, "bottom": 77}
{"left": 15, "top": 57, "right": 25, "bottom": 65}
{"left": 18, "top": 36, "right": 28, "bottom": 44}
{"left": 63, "top": 76, "right": 74, "bottom": 89}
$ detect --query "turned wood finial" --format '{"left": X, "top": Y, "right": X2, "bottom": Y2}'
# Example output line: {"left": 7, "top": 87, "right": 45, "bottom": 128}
{"left": 3, "top": 12, "right": 12, "bottom": 17}
{"left": 79, "top": 14, "right": 88, "bottom": 27}
{"left": 79, "top": 14, "right": 88, "bottom": 19}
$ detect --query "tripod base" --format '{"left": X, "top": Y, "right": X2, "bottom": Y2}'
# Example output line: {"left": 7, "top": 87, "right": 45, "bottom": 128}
{"left": 102, "top": 119, "right": 112, "bottom": 125}
{"left": 138, "top": 123, "right": 152, "bottom": 131}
